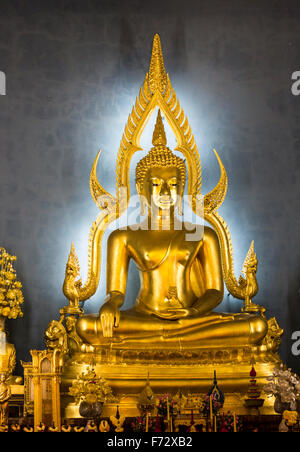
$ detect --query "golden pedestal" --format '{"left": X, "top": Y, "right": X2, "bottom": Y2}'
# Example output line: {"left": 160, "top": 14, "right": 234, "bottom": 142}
{"left": 61, "top": 342, "right": 280, "bottom": 418}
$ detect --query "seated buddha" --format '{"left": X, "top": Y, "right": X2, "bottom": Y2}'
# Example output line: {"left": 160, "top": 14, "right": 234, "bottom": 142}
{"left": 77, "top": 111, "right": 267, "bottom": 348}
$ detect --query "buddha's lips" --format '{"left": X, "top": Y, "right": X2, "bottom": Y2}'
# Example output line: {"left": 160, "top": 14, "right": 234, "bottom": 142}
{"left": 158, "top": 197, "right": 174, "bottom": 205}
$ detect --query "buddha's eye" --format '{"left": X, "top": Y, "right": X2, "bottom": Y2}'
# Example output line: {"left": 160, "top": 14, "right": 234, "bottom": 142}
{"left": 151, "top": 180, "right": 161, "bottom": 186}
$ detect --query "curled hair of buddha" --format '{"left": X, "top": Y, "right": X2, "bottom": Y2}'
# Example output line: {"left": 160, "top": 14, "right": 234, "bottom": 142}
{"left": 135, "top": 110, "right": 186, "bottom": 190}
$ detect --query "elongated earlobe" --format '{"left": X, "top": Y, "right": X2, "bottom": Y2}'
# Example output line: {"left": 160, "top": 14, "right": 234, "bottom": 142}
{"left": 177, "top": 201, "right": 183, "bottom": 216}
{"left": 140, "top": 195, "right": 147, "bottom": 216}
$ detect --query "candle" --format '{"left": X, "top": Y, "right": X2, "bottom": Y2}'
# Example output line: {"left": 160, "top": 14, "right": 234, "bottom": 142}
{"left": 146, "top": 413, "right": 149, "bottom": 432}
{"left": 167, "top": 398, "right": 170, "bottom": 421}
{"left": 214, "top": 416, "right": 217, "bottom": 432}
{"left": 209, "top": 396, "right": 213, "bottom": 423}
{"left": 233, "top": 412, "right": 237, "bottom": 432}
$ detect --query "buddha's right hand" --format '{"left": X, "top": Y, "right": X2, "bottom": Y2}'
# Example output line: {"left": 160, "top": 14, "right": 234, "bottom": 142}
{"left": 99, "top": 292, "right": 123, "bottom": 337}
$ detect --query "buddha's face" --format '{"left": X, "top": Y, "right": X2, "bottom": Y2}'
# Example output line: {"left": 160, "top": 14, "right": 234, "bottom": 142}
{"left": 142, "top": 166, "right": 183, "bottom": 212}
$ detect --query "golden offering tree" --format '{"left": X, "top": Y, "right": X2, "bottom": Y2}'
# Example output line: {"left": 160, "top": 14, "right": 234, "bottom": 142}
{"left": 0, "top": 247, "right": 24, "bottom": 381}
{"left": 0, "top": 247, "right": 23, "bottom": 320}
{"left": 68, "top": 366, "right": 116, "bottom": 405}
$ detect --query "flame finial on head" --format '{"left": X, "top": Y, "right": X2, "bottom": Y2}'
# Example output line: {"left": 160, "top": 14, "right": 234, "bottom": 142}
{"left": 152, "top": 109, "right": 167, "bottom": 147}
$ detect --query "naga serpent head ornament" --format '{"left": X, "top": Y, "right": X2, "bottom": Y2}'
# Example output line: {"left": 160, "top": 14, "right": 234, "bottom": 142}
{"left": 63, "top": 34, "right": 264, "bottom": 312}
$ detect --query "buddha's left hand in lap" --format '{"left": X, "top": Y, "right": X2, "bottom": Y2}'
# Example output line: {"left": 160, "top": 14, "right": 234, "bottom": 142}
{"left": 155, "top": 307, "right": 199, "bottom": 320}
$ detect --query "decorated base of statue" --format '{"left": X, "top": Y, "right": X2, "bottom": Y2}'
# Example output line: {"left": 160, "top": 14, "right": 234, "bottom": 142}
{"left": 60, "top": 352, "right": 278, "bottom": 418}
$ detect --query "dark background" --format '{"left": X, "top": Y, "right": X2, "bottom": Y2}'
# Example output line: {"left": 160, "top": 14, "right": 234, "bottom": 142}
{"left": 0, "top": 0, "right": 300, "bottom": 375}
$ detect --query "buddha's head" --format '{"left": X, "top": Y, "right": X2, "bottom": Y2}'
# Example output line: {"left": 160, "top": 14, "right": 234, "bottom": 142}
{"left": 135, "top": 110, "right": 186, "bottom": 214}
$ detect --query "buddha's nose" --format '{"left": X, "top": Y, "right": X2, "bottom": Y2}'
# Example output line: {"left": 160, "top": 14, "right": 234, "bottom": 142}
{"left": 160, "top": 182, "right": 171, "bottom": 196}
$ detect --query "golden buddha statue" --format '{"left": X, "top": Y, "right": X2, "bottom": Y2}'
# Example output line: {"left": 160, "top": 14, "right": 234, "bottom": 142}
{"left": 76, "top": 110, "right": 267, "bottom": 347}
{"left": 54, "top": 35, "right": 283, "bottom": 409}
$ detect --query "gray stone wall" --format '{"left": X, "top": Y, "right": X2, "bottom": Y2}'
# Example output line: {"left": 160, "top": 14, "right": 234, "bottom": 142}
{"left": 0, "top": 0, "right": 300, "bottom": 374}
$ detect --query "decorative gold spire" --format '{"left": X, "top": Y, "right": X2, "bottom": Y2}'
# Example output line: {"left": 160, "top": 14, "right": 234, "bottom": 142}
{"left": 241, "top": 240, "right": 257, "bottom": 276}
{"left": 152, "top": 109, "right": 167, "bottom": 147}
{"left": 67, "top": 243, "right": 80, "bottom": 274}
{"left": 148, "top": 34, "right": 167, "bottom": 94}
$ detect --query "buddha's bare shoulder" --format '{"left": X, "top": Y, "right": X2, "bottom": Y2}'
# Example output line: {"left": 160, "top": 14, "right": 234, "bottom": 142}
{"left": 107, "top": 224, "right": 147, "bottom": 245}
{"left": 181, "top": 222, "right": 218, "bottom": 242}
{"left": 107, "top": 227, "right": 130, "bottom": 245}
{"left": 203, "top": 226, "right": 219, "bottom": 244}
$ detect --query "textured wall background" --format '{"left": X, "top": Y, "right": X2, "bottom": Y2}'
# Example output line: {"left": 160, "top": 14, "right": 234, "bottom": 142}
{"left": 0, "top": 0, "right": 300, "bottom": 375}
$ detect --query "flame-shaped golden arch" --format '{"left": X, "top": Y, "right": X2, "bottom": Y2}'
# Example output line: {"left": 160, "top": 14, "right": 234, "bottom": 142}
{"left": 64, "top": 34, "right": 256, "bottom": 304}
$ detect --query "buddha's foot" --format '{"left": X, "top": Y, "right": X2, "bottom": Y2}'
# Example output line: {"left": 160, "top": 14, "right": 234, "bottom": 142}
{"left": 79, "top": 344, "right": 95, "bottom": 353}
{"left": 117, "top": 334, "right": 166, "bottom": 344}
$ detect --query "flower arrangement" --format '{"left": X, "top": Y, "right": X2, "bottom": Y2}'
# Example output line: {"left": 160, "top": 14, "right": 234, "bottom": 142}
{"left": 282, "top": 410, "right": 298, "bottom": 426}
{"left": 0, "top": 248, "right": 23, "bottom": 319}
{"left": 218, "top": 412, "right": 242, "bottom": 432}
{"left": 131, "top": 416, "right": 155, "bottom": 432}
{"left": 156, "top": 393, "right": 177, "bottom": 417}
{"left": 201, "top": 393, "right": 222, "bottom": 417}
{"left": 263, "top": 364, "right": 300, "bottom": 410}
